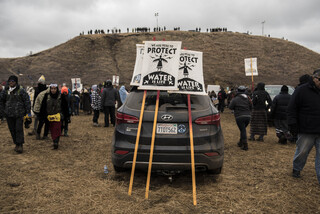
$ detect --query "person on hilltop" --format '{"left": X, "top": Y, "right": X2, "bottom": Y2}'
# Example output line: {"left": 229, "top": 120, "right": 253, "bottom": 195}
{"left": 91, "top": 84, "right": 101, "bottom": 127}
{"left": 0, "top": 75, "right": 31, "bottom": 153}
{"left": 101, "top": 80, "right": 119, "bottom": 127}
{"left": 217, "top": 86, "right": 227, "bottom": 113}
{"left": 288, "top": 69, "right": 320, "bottom": 184}
{"left": 270, "top": 85, "right": 292, "bottom": 144}
{"left": 34, "top": 84, "right": 69, "bottom": 149}
{"left": 29, "top": 75, "right": 48, "bottom": 139}
{"left": 228, "top": 86, "right": 252, "bottom": 151}
{"left": 249, "top": 82, "right": 272, "bottom": 142}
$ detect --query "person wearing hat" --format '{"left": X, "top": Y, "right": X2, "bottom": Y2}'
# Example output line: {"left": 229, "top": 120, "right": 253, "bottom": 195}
{"left": 29, "top": 75, "right": 48, "bottom": 139}
{"left": 60, "top": 86, "right": 71, "bottom": 136}
{"left": 288, "top": 69, "right": 320, "bottom": 184}
{"left": 249, "top": 82, "right": 272, "bottom": 142}
{"left": 34, "top": 83, "right": 69, "bottom": 149}
{"left": 270, "top": 85, "right": 292, "bottom": 144}
{"left": 228, "top": 86, "right": 252, "bottom": 150}
{"left": 0, "top": 75, "right": 31, "bottom": 153}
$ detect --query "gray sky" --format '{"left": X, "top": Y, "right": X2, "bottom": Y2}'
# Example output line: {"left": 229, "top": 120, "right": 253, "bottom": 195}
{"left": 1, "top": 0, "right": 319, "bottom": 58}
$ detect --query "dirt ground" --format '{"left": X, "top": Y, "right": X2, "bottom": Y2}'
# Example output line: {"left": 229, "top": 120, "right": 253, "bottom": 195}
{"left": 1, "top": 109, "right": 319, "bottom": 214}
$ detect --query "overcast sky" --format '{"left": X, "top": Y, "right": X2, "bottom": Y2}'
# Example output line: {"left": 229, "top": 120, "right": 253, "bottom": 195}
{"left": 0, "top": 0, "right": 319, "bottom": 58}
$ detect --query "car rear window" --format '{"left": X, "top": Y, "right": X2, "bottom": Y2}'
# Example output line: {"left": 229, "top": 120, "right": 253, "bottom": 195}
{"left": 125, "top": 90, "right": 211, "bottom": 111}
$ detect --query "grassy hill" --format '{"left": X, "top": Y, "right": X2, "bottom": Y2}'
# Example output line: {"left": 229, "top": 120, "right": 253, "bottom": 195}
{"left": 1, "top": 31, "right": 320, "bottom": 89}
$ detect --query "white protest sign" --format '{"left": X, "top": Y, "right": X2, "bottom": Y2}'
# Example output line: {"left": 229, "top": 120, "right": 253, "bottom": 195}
{"left": 138, "top": 41, "right": 182, "bottom": 91}
{"left": 170, "top": 50, "right": 206, "bottom": 95}
{"left": 130, "top": 44, "right": 144, "bottom": 86}
{"left": 113, "top": 75, "right": 119, "bottom": 86}
{"left": 244, "top": 58, "right": 258, "bottom": 76}
{"left": 71, "top": 78, "right": 82, "bottom": 92}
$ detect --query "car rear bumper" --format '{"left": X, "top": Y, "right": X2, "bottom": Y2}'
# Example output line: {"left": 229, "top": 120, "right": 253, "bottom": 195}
{"left": 112, "top": 151, "right": 224, "bottom": 172}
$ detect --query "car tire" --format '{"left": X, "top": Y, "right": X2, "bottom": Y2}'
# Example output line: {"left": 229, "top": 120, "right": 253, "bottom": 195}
{"left": 113, "top": 165, "right": 127, "bottom": 172}
{"left": 207, "top": 167, "right": 222, "bottom": 175}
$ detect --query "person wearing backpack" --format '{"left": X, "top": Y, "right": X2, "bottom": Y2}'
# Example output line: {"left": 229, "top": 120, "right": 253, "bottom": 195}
{"left": 0, "top": 75, "right": 31, "bottom": 153}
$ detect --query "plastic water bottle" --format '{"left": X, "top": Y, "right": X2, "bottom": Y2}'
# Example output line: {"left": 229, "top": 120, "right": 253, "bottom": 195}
{"left": 104, "top": 165, "right": 109, "bottom": 174}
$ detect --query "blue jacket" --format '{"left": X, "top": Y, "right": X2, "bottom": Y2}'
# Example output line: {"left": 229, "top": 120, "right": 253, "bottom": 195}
{"left": 287, "top": 80, "right": 320, "bottom": 134}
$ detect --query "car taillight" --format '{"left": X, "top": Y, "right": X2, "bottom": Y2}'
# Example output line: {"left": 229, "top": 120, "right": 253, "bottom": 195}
{"left": 194, "top": 114, "right": 220, "bottom": 126}
{"left": 116, "top": 112, "right": 139, "bottom": 125}
{"left": 115, "top": 150, "right": 129, "bottom": 155}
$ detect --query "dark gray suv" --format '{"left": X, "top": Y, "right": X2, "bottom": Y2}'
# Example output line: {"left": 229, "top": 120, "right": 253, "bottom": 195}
{"left": 111, "top": 89, "right": 224, "bottom": 174}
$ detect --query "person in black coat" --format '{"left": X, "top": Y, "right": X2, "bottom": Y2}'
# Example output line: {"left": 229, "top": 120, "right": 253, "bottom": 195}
{"left": 249, "top": 82, "right": 272, "bottom": 141}
{"left": 271, "top": 85, "right": 292, "bottom": 144}
{"left": 0, "top": 75, "right": 31, "bottom": 153}
{"left": 229, "top": 86, "right": 252, "bottom": 150}
{"left": 217, "top": 87, "right": 227, "bottom": 113}
{"left": 287, "top": 69, "right": 320, "bottom": 182}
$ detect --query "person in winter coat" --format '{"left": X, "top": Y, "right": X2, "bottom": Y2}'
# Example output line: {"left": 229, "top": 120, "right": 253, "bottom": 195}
{"left": 82, "top": 88, "right": 91, "bottom": 114}
{"left": 217, "top": 87, "right": 227, "bottom": 113}
{"left": 271, "top": 85, "right": 292, "bottom": 144}
{"left": 229, "top": 86, "right": 252, "bottom": 150}
{"left": 0, "top": 75, "right": 31, "bottom": 153}
{"left": 118, "top": 85, "right": 128, "bottom": 107}
{"left": 101, "top": 80, "right": 119, "bottom": 127}
{"left": 30, "top": 75, "right": 49, "bottom": 139}
{"left": 249, "top": 82, "right": 272, "bottom": 142}
{"left": 287, "top": 69, "right": 320, "bottom": 183}
{"left": 34, "top": 84, "right": 69, "bottom": 149}
{"left": 72, "top": 90, "right": 80, "bottom": 115}
{"left": 60, "top": 86, "right": 71, "bottom": 136}
{"left": 91, "top": 85, "right": 101, "bottom": 126}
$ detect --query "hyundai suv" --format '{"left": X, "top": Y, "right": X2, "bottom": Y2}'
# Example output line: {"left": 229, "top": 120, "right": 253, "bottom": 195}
{"left": 111, "top": 89, "right": 224, "bottom": 174}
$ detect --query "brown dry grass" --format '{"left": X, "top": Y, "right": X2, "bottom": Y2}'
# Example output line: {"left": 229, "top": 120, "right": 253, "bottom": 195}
{"left": 1, "top": 109, "right": 320, "bottom": 213}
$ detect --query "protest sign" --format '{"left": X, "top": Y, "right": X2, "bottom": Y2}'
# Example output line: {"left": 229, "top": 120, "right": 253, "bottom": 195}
{"left": 244, "top": 58, "right": 258, "bottom": 76}
{"left": 130, "top": 44, "right": 144, "bottom": 86}
{"left": 170, "top": 50, "right": 206, "bottom": 95}
{"left": 113, "top": 75, "right": 119, "bottom": 86}
{"left": 71, "top": 78, "right": 82, "bottom": 92}
{"left": 138, "top": 41, "right": 181, "bottom": 90}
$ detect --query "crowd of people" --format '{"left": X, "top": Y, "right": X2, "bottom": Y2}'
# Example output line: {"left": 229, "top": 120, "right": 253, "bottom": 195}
{"left": 79, "top": 26, "right": 230, "bottom": 35}
{"left": 0, "top": 69, "right": 319, "bottom": 185}
{"left": 209, "top": 69, "right": 320, "bottom": 184}
{"left": 0, "top": 75, "right": 128, "bottom": 151}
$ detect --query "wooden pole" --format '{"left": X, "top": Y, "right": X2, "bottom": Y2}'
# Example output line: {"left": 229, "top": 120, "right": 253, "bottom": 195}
{"left": 251, "top": 58, "right": 254, "bottom": 91}
{"left": 187, "top": 94, "right": 197, "bottom": 206}
{"left": 128, "top": 90, "right": 147, "bottom": 196}
{"left": 145, "top": 90, "right": 160, "bottom": 199}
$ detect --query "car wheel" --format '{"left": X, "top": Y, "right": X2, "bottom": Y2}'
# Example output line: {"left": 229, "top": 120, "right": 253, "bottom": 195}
{"left": 207, "top": 167, "right": 222, "bottom": 175}
{"left": 113, "top": 165, "right": 127, "bottom": 172}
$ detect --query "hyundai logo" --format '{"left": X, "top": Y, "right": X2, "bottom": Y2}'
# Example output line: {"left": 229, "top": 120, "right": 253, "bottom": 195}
{"left": 161, "top": 114, "right": 173, "bottom": 121}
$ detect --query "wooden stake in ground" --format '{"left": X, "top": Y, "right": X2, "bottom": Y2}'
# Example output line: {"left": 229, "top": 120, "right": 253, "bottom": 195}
{"left": 145, "top": 90, "right": 160, "bottom": 199}
{"left": 251, "top": 58, "right": 254, "bottom": 91}
{"left": 187, "top": 94, "right": 197, "bottom": 206}
{"left": 128, "top": 90, "right": 147, "bottom": 196}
